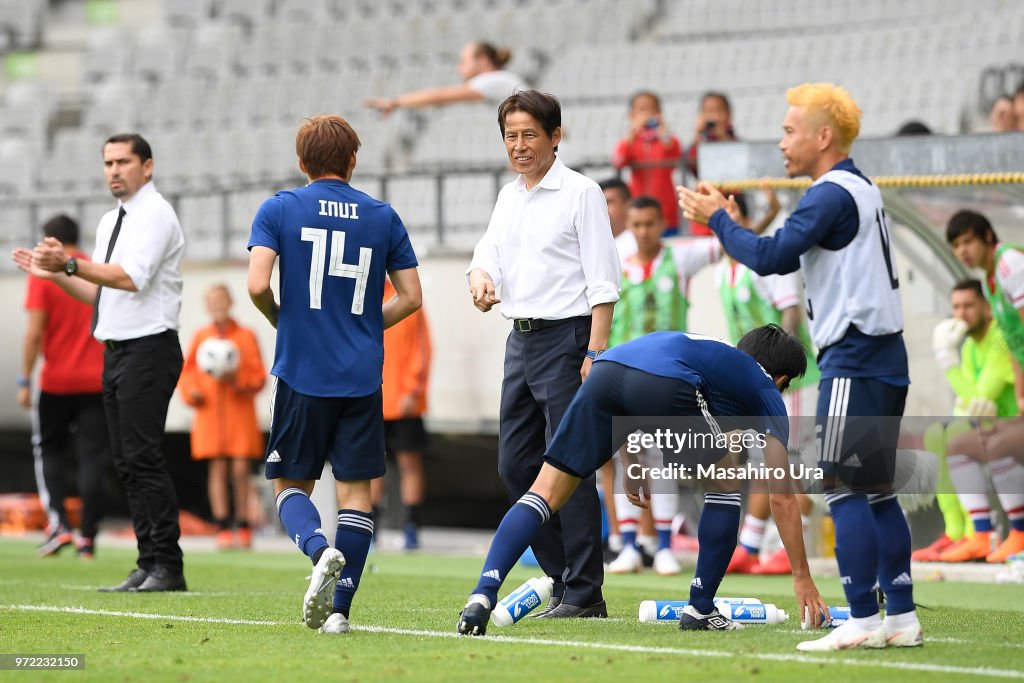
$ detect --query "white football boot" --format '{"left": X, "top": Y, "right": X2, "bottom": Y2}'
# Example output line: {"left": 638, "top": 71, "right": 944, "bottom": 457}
{"left": 303, "top": 548, "right": 345, "bottom": 629}
{"left": 319, "top": 612, "right": 351, "bottom": 634}
{"left": 796, "top": 617, "right": 887, "bottom": 651}
{"left": 884, "top": 612, "right": 924, "bottom": 647}
{"left": 653, "top": 548, "right": 682, "bottom": 576}
{"left": 607, "top": 545, "right": 643, "bottom": 574}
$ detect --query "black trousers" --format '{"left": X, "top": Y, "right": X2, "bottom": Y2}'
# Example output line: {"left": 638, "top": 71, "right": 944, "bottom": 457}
{"left": 34, "top": 391, "right": 110, "bottom": 538}
{"left": 498, "top": 317, "right": 604, "bottom": 605}
{"left": 102, "top": 330, "right": 184, "bottom": 573}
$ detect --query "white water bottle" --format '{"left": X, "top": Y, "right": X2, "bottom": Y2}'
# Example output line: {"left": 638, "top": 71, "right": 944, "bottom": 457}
{"left": 639, "top": 598, "right": 763, "bottom": 624}
{"left": 720, "top": 602, "right": 788, "bottom": 625}
{"left": 490, "top": 577, "right": 553, "bottom": 627}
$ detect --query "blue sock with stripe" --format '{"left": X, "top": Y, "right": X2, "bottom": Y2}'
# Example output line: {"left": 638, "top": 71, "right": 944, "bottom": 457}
{"left": 276, "top": 488, "right": 329, "bottom": 564}
{"left": 472, "top": 492, "right": 552, "bottom": 607}
{"left": 332, "top": 509, "right": 374, "bottom": 619}
{"left": 870, "top": 494, "right": 914, "bottom": 615}
{"left": 830, "top": 494, "right": 881, "bottom": 617}
{"left": 689, "top": 492, "right": 741, "bottom": 614}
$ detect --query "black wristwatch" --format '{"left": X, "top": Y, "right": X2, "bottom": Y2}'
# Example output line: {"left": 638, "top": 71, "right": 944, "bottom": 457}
{"left": 64, "top": 256, "right": 78, "bottom": 277}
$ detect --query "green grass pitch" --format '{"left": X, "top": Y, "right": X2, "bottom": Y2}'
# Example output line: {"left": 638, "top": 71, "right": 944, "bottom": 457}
{"left": 1, "top": 538, "right": 1022, "bottom": 682}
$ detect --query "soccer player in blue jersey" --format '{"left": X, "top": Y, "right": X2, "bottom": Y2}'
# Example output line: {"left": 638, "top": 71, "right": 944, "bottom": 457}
{"left": 247, "top": 115, "right": 422, "bottom": 635}
{"left": 457, "top": 325, "right": 829, "bottom": 635}
{"left": 679, "top": 83, "right": 921, "bottom": 650}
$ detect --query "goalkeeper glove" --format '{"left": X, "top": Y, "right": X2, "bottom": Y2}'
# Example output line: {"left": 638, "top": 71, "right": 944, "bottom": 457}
{"left": 932, "top": 318, "right": 968, "bottom": 371}
{"left": 965, "top": 397, "right": 998, "bottom": 417}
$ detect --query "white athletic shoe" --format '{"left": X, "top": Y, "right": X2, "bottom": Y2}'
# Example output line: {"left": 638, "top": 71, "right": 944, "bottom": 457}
{"left": 796, "top": 619, "right": 887, "bottom": 651}
{"left": 653, "top": 548, "right": 682, "bottom": 576}
{"left": 319, "top": 612, "right": 351, "bottom": 634}
{"left": 884, "top": 616, "right": 924, "bottom": 647}
{"left": 303, "top": 548, "right": 346, "bottom": 629}
{"left": 608, "top": 545, "right": 643, "bottom": 574}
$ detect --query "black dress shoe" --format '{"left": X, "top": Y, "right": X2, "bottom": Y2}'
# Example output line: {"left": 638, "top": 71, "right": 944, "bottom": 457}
{"left": 132, "top": 567, "right": 187, "bottom": 592}
{"left": 527, "top": 595, "right": 561, "bottom": 618}
{"left": 98, "top": 568, "right": 149, "bottom": 592}
{"left": 537, "top": 599, "right": 607, "bottom": 618}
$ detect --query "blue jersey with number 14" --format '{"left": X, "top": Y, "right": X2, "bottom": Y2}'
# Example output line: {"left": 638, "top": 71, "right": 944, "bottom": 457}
{"left": 248, "top": 179, "right": 418, "bottom": 398}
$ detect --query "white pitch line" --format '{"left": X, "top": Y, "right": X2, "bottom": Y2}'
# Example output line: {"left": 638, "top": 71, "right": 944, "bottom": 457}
{"left": 776, "top": 628, "right": 1024, "bottom": 649}
{"left": 3, "top": 604, "right": 1023, "bottom": 680}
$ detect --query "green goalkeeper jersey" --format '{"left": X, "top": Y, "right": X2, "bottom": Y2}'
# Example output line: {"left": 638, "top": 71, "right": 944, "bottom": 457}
{"left": 948, "top": 319, "right": 1019, "bottom": 417}
{"left": 717, "top": 261, "right": 820, "bottom": 390}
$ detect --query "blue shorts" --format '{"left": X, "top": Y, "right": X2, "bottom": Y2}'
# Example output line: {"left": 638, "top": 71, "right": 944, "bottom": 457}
{"left": 544, "top": 361, "right": 726, "bottom": 479}
{"left": 816, "top": 376, "right": 907, "bottom": 493}
{"left": 264, "top": 378, "right": 385, "bottom": 482}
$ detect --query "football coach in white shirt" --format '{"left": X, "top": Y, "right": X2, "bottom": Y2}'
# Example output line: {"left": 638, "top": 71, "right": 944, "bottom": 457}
{"left": 17, "top": 133, "right": 187, "bottom": 593}
{"left": 468, "top": 90, "right": 620, "bottom": 618}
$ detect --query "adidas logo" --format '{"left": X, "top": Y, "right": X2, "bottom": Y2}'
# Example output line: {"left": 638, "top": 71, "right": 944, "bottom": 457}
{"left": 892, "top": 572, "right": 913, "bottom": 586}
{"left": 339, "top": 577, "right": 354, "bottom": 589}
{"left": 845, "top": 452, "right": 862, "bottom": 467}
{"left": 267, "top": 450, "right": 281, "bottom": 463}
{"left": 691, "top": 577, "right": 703, "bottom": 589}
{"left": 482, "top": 569, "right": 501, "bottom": 581}
{"left": 840, "top": 575, "right": 853, "bottom": 585}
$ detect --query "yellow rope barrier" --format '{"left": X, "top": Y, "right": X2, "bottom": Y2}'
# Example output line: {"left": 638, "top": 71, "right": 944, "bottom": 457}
{"left": 711, "top": 172, "right": 1024, "bottom": 191}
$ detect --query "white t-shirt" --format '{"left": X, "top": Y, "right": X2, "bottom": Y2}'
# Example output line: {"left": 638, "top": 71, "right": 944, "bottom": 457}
{"left": 467, "top": 70, "right": 526, "bottom": 102}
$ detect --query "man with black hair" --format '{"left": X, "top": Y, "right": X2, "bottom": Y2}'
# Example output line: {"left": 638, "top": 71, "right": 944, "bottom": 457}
{"left": 457, "top": 325, "right": 829, "bottom": 636}
{"left": 468, "top": 90, "right": 620, "bottom": 620}
{"left": 14, "top": 133, "right": 187, "bottom": 593}
{"left": 19, "top": 215, "right": 110, "bottom": 559}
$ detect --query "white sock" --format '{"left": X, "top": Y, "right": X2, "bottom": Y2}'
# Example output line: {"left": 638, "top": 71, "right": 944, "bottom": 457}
{"left": 990, "top": 457, "right": 1024, "bottom": 524}
{"left": 850, "top": 613, "right": 883, "bottom": 630}
{"left": 949, "top": 454, "right": 992, "bottom": 529}
{"left": 738, "top": 514, "right": 767, "bottom": 553}
{"left": 884, "top": 610, "right": 919, "bottom": 629}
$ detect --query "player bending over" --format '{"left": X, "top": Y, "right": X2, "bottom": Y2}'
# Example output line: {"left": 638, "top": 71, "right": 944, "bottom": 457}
{"left": 457, "top": 325, "right": 828, "bottom": 635}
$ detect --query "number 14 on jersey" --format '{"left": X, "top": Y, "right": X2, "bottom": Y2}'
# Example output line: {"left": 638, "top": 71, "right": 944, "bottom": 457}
{"left": 301, "top": 227, "right": 372, "bottom": 314}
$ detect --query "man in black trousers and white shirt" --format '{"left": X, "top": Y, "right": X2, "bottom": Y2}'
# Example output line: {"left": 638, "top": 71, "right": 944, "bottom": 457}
{"left": 468, "top": 91, "right": 620, "bottom": 617}
{"left": 14, "top": 133, "right": 187, "bottom": 592}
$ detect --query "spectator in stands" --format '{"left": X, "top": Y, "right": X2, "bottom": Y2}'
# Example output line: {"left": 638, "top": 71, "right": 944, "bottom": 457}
{"left": 177, "top": 284, "right": 267, "bottom": 551}
{"left": 468, "top": 90, "right": 619, "bottom": 619}
{"left": 990, "top": 94, "right": 1017, "bottom": 132}
{"left": 371, "top": 276, "right": 432, "bottom": 550}
{"left": 15, "top": 133, "right": 187, "bottom": 593}
{"left": 1014, "top": 85, "right": 1024, "bottom": 132}
{"left": 364, "top": 41, "right": 526, "bottom": 115}
{"left": 684, "top": 92, "right": 738, "bottom": 236}
{"left": 921, "top": 279, "right": 1023, "bottom": 563}
{"left": 612, "top": 91, "right": 683, "bottom": 236}
{"left": 599, "top": 177, "right": 636, "bottom": 262}
{"left": 19, "top": 214, "right": 110, "bottom": 559}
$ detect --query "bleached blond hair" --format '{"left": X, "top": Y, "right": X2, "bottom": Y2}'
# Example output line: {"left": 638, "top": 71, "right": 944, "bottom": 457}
{"left": 786, "top": 83, "right": 862, "bottom": 153}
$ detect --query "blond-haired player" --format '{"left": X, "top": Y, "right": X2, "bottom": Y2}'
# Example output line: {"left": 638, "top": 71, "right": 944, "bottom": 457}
{"left": 680, "top": 83, "right": 921, "bottom": 651}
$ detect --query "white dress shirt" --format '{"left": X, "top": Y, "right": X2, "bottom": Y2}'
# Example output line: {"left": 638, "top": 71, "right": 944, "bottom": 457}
{"left": 468, "top": 157, "right": 620, "bottom": 320}
{"left": 92, "top": 181, "right": 185, "bottom": 341}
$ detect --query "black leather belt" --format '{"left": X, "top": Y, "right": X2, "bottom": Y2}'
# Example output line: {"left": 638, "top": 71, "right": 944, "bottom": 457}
{"left": 513, "top": 315, "right": 590, "bottom": 333}
{"left": 102, "top": 329, "right": 177, "bottom": 350}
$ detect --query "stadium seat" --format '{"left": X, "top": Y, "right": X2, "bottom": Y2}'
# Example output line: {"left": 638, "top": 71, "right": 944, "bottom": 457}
{"left": 0, "top": 0, "right": 44, "bottom": 50}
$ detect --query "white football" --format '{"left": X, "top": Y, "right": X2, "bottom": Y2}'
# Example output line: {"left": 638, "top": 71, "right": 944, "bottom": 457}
{"left": 196, "top": 338, "right": 240, "bottom": 379}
